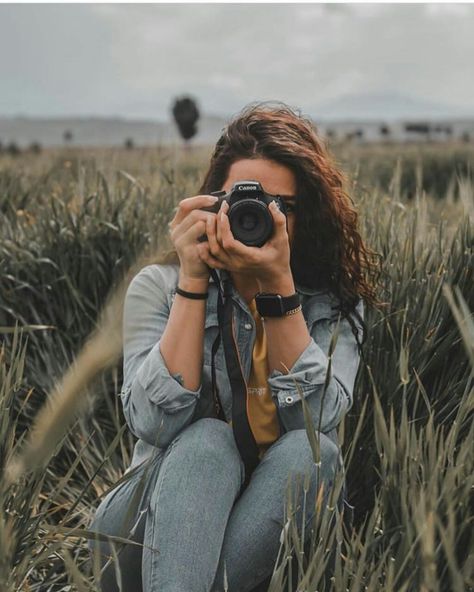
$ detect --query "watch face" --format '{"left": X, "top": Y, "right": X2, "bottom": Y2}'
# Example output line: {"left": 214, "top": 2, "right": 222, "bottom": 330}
{"left": 255, "top": 292, "right": 300, "bottom": 317}
{"left": 255, "top": 294, "right": 285, "bottom": 316}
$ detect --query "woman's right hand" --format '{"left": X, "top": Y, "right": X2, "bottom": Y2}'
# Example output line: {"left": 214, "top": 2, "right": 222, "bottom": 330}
{"left": 168, "top": 194, "right": 220, "bottom": 280}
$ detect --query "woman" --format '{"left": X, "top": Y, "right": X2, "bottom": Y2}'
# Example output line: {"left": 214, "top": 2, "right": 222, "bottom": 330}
{"left": 87, "top": 102, "right": 383, "bottom": 592}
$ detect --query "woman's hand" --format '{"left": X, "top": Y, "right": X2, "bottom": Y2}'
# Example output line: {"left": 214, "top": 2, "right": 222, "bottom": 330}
{"left": 196, "top": 200, "right": 292, "bottom": 285}
{"left": 168, "top": 194, "right": 219, "bottom": 280}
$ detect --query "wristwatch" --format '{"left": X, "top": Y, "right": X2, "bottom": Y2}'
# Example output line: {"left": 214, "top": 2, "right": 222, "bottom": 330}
{"left": 254, "top": 292, "right": 301, "bottom": 318}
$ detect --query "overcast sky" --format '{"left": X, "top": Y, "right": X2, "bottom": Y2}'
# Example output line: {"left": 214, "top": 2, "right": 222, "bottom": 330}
{"left": 1, "top": 3, "right": 474, "bottom": 120}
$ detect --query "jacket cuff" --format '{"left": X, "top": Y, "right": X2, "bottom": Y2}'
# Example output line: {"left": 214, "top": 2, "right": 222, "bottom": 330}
{"left": 134, "top": 340, "right": 202, "bottom": 413}
{"left": 267, "top": 338, "right": 331, "bottom": 407}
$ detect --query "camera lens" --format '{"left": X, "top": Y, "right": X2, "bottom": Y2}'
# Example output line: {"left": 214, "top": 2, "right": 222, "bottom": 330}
{"left": 229, "top": 199, "right": 273, "bottom": 247}
{"left": 240, "top": 212, "right": 258, "bottom": 231}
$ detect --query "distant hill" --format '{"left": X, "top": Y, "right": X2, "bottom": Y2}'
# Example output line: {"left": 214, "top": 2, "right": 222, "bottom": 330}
{"left": 1, "top": 91, "right": 474, "bottom": 148}
{"left": 313, "top": 91, "right": 474, "bottom": 122}
{"left": 0, "top": 115, "right": 228, "bottom": 149}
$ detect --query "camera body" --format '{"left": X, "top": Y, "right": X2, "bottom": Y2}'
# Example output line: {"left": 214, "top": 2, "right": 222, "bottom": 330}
{"left": 199, "top": 180, "right": 288, "bottom": 247}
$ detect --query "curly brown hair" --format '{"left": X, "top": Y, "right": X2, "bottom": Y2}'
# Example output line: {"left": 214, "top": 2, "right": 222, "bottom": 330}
{"left": 147, "top": 101, "right": 386, "bottom": 346}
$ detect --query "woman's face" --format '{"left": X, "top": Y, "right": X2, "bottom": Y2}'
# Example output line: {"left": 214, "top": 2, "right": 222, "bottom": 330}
{"left": 220, "top": 158, "right": 297, "bottom": 246}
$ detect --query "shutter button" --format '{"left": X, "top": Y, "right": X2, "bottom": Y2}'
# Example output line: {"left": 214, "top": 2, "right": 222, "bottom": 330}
{"left": 285, "top": 395, "right": 294, "bottom": 404}
{"left": 244, "top": 323, "right": 252, "bottom": 330}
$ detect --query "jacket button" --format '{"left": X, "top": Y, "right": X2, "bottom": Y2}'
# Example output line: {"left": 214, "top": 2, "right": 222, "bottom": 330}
{"left": 244, "top": 323, "right": 252, "bottom": 330}
{"left": 285, "top": 395, "right": 294, "bottom": 404}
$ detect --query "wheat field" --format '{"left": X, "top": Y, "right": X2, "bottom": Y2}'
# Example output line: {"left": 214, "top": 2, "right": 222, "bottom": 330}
{"left": 0, "top": 142, "right": 472, "bottom": 591}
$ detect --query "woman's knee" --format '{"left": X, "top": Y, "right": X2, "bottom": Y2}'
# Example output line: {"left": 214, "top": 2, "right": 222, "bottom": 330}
{"left": 265, "top": 430, "right": 342, "bottom": 529}
{"left": 167, "top": 418, "right": 245, "bottom": 481}
{"left": 266, "top": 428, "right": 341, "bottom": 484}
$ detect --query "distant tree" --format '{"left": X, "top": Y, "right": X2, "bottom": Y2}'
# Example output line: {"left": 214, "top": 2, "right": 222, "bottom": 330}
{"left": 7, "top": 142, "right": 21, "bottom": 157}
{"left": 63, "top": 130, "right": 73, "bottom": 145}
{"left": 29, "top": 141, "right": 42, "bottom": 154}
{"left": 380, "top": 125, "right": 391, "bottom": 138}
{"left": 0, "top": 140, "right": 3, "bottom": 154}
{"left": 171, "top": 96, "right": 200, "bottom": 146}
{"left": 405, "top": 122, "right": 430, "bottom": 134}
{"left": 345, "top": 131, "right": 355, "bottom": 142}
{"left": 461, "top": 132, "right": 471, "bottom": 143}
{"left": 124, "top": 138, "right": 135, "bottom": 150}
{"left": 326, "top": 128, "right": 335, "bottom": 140}
{"left": 355, "top": 129, "right": 364, "bottom": 140}
{"left": 405, "top": 122, "right": 431, "bottom": 141}
{"left": 433, "top": 125, "right": 453, "bottom": 140}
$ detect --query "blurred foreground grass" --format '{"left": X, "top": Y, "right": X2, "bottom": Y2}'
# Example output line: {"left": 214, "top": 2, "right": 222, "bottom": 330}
{"left": 0, "top": 143, "right": 472, "bottom": 591}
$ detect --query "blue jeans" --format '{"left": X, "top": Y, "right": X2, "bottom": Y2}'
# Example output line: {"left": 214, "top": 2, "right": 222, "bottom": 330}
{"left": 86, "top": 418, "right": 343, "bottom": 592}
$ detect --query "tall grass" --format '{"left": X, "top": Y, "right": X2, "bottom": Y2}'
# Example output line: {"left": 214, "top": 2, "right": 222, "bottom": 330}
{"left": 0, "top": 144, "right": 472, "bottom": 590}
{"left": 336, "top": 141, "right": 474, "bottom": 201}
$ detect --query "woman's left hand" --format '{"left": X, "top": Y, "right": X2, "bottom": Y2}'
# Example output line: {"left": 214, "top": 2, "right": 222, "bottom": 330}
{"left": 196, "top": 200, "right": 291, "bottom": 284}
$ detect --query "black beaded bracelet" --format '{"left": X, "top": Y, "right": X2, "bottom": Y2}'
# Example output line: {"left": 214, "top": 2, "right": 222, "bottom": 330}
{"left": 175, "top": 286, "right": 208, "bottom": 300}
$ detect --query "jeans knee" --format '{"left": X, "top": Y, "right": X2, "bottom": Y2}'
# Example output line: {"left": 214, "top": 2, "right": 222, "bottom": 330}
{"left": 269, "top": 430, "right": 343, "bottom": 531}
{"left": 270, "top": 428, "right": 341, "bottom": 481}
{"left": 168, "top": 418, "right": 244, "bottom": 483}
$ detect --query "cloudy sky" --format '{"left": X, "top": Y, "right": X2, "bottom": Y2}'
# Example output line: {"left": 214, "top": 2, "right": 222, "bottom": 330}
{"left": 1, "top": 3, "right": 474, "bottom": 120}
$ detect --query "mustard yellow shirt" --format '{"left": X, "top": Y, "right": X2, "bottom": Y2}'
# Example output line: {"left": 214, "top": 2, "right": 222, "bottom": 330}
{"left": 246, "top": 297, "right": 280, "bottom": 459}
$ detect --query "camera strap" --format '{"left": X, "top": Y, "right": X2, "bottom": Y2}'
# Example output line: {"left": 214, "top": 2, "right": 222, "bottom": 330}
{"left": 209, "top": 268, "right": 260, "bottom": 489}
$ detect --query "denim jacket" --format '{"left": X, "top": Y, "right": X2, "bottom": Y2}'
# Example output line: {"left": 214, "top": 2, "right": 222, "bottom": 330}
{"left": 120, "top": 263, "right": 364, "bottom": 473}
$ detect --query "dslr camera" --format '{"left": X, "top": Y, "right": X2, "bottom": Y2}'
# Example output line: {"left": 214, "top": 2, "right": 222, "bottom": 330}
{"left": 199, "top": 180, "right": 289, "bottom": 247}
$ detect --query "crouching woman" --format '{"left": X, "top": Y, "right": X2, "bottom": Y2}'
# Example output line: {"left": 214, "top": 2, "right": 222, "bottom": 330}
{"left": 86, "top": 101, "right": 382, "bottom": 592}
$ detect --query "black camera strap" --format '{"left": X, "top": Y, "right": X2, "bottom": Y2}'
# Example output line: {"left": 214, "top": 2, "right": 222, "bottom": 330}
{"left": 209, "top": 268, "right": 260, "bottom": 489}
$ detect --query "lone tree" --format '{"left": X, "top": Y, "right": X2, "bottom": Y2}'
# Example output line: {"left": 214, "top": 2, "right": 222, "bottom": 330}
{"left": 380, "top": 125, "right": 391, "bottom": 139}
{"left": 171, "top": 96, "right": 200, "bottom": 147}
{"left": 7, "top": 142, "right": 21, "bottom": 157}
{"left": 29, "top": 141, "right": 42, "bottom": 154}
{"left": 63, "top": 129, "right": 73, "bottom": 145}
